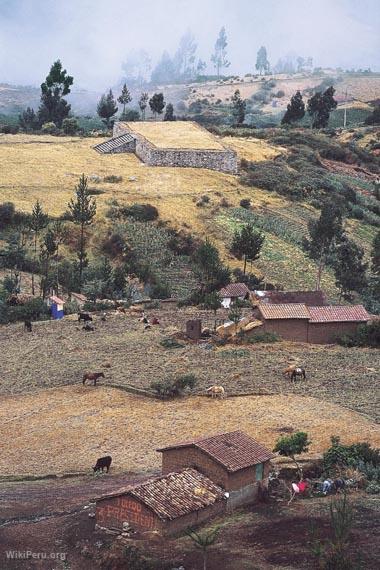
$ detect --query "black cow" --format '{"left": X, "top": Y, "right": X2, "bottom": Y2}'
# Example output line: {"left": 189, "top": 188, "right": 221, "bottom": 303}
{"left": 78, "top": 312, "right": 93, "bottom": 323}
{"left": 24, "top": 320, "right": 32, "bottom": 332}
{"left": 93, "top": 456, "right": 112, "bottom": 473}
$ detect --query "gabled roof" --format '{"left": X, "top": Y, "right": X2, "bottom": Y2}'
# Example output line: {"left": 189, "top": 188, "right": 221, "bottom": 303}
{"left": 97, "top": 469, "right": 225, "bottom": 521}
{"left": 158, "top": 431, "right": 275, "bottom": 473}
{"left": 308, "top": 305, "right": 371, "bottom": 323}
{"left": 258, "top": 303, "right": 310, "bottom": 320}
{"left": 219, "top": 283, "right": 250, "bottom": 298}
{"left": 254, "top": 290, "right": 326, "bottom": 306}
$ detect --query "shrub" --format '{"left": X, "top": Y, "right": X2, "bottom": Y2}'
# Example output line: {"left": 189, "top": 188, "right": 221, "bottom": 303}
{"left": 0, "top": 298, "right": 50, "bottom": 324}
{"left": 366, "top": 482, "right": 380, "bottom": 494}
{"left": 323, "top": 436, "right": 380, "bottom": 475}
{"left": 160, "top": 338, "right": 184, "bottom": 349}
{"left": 150, "top": 374, "right": 197, "bottom": 398}
{"left": 120, "top": 109, "right": 140, "bottom": 122}
{"left": 1, "top": 124, "right": 19, "bottom": 134}
{"left": 41, "top": 122, "right": 58, "bottom": 134}
{"left": 247, "top": 332, "right": 280, "bottom": 343}
{"left": 240, "top": 198, "right": 251, "bottom": 209}
{"left": 337, "top": 321, "right": 380, "bottom": 348}
{"left": 120, "top": 203, "right": 159, "bottom": 221}
{"left": 103, "top": 175, "right": 123, "bottom": 183}
{"left": 150, "top": 280, "right": 170, "bottom": 299}
{"left": 62, "top": 117, "right": 79, "bottom": 135}
{"left": 0, "top": 202, "right": 15, "bottom": 229}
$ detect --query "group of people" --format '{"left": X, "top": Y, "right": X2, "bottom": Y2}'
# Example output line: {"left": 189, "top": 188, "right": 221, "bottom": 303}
{"left": 289, "top": 476, "right": 346, "bottom": 504}
{"left": 139, "top": 311, "right": 160, "bottom": 328}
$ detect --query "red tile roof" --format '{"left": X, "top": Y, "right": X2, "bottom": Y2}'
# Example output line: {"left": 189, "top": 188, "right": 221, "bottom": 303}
{"left": 158, "top": 431, "right": 275, "bottom": 472}
{"left": 308, "top": 305, "right": 371, "bottom": 323}
{"left": 219, "top": 283, "right": 250, "bottom": 298}
{"left": 49, "top": 295, "right": 65, "bottom": 305}
{"left": 97, "top": 469, "right": 225, "bottom": 520}
{"left": 258, "top": 303, "right": 311, "bottom": 320}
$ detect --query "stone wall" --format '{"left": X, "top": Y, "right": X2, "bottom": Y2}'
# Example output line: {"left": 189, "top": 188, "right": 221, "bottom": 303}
{"left": 113, "top": 122, "right": 238, "bottom": 174}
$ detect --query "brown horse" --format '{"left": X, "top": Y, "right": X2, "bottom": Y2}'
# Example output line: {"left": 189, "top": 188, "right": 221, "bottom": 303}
{"left": 82, "top": 372, "right": 105, "bottom": 386}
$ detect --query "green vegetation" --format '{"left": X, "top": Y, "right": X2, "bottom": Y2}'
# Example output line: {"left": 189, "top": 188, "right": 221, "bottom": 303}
{"left": 150, "top": 373, "right": 197, "bottom": 398}
{"left": 274, "top": 431, "right": 311, "bottom": 477}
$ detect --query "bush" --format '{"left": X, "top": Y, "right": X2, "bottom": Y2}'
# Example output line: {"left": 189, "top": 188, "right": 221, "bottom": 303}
{"left": 62, "top": 117, "right": 79, "bottom": 135}
{"left": 1, "top": 124, "right": 19, "bottom": 134}
{"left": 240, "top": 198, "right": 251, "bottom": 209}
{"left": 160, "top": 338, "right": 184, "bottom": 349}
{"left": 120, "top": 203, "right": 159, "bottom": 221}
{"left": 150, "top": 374, "right": 197, "bottom": 399}
{"left": 323, "top": 436, "right": 380, "bottom": 475}
{"left": 337, "top": 321, "right": 380, "bottom": 348}
{"left": 103, "top": 175, "right": 123, "bottom": 183}
{"left": 150, "top": 280, "right": 170, "bottom": 299}
{"left": 247, "top": 332, "right": 280, "bottom": 343}
{"left": 0, "top": 297, "right": 50, "bottom": 324}
{"left": 120, "top": 109, "right": 140, "bottom": 121}
{"left": 0, "top": 202, "right": 15, "bottom": 229}
{"left": 41, "top": 122, "right": 58, "bottom": 134}
{"left": 366, "top": 482, "right": 380, "bottom": 494}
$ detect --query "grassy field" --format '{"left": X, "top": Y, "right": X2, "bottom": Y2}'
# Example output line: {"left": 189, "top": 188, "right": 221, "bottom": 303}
{"left": 1, "top": 385, "right": 379, "bottom": 476}
{"left": 122, "top": 120, "right": 224, "bottom": 149}
{"left": 0, "top": 129, "right": 376, "bottom": 297}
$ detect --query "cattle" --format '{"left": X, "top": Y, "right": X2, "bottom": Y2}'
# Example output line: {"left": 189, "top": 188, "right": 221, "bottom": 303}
{"left": 24, "top": 320, "right": 32, "bottom": 332}
{"left": 78, "top": 312, "right": 92, "bottom": 323}
{"left": 82, "top": 324, "right": 95, "bottom": 332}
{"left": 206, "top": 385, "right": 226, "bottom": 399}
{"left": 93, "top": 455, "right": 112, "bottom": 473}
{"left": 83, "top": 372, "right": 105, "bottom": 386}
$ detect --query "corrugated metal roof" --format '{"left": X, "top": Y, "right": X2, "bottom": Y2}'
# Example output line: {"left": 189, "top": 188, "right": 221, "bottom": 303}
{"left": 97, "top": 469, "right": 225, "bottom": 521}
{"left": 93, "top": 133, "right": 135, "bottom": 154}
{"left": 219, "top": 283, "right": 250, "bottom": 298}
{"left": 258, "top": 303, "right": 310, "bottom": 320}
{"left": 308, "top": 305, "right": 371, "bottom": 323}
{"left": 158, "top": 431, "right": 275, "bottom": 473}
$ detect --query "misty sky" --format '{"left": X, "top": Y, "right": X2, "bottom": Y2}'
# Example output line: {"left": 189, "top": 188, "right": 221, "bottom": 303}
{"left": 0, "top": 0, "right": 379, "bottom": 89}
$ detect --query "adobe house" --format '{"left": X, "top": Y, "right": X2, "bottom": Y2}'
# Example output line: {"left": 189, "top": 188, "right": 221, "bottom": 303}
{"left": 253, "top": 303, "right": 311, "bottom": 342}
{"left": 95, "top": 468, "right": 226, "bottom": 536}
{"left": 252, "top": 303, "right": 371, "bottom": 344}
{"left": 157, "top": 431, "right": 275, "bottom": 509}
{"left": 252, "top": 289, "right": 327, "bottom": 306}
{"left": 219, "top": 282, "right": 251, "bottom": 309}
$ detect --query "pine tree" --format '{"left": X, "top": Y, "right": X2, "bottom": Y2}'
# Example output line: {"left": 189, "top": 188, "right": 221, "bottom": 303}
{"left": 231, "top": 89, "right": 246, "bottom": 125}
{"left": 307, "top": 86, "right": 337, "bottom": 128}
{"left": 333, "top": 238, "right": 368, "bottom": 300}
{"left": 211, "top": 27, "right": 230, "bottom": 77}
{"left": 303, "top": 201, "right": 344, "bottom": 290}
{"left": 97, "top": 89, "right": 118, "bottom": 128}
{"left": 68, "top": 175, "right": 97, "bottom": 289}
{"left": 149, "top": 93, "right": 166, "bottom": 119}
{"left": 38, "top": 60, "right": 74, "bottom": 127}
{"left": 230, "top": 224, "right": 265, "bottom": 274}
{"left": 19, "top": 107, "right": 38, "bottom": 132}
{"left": 256, "top": 46, "right": 270, "bottom": 75}
{"left": 138, "top": 92, "right": 149, "bottom": 120}
{"left": 29, "top": 200, "right": 48, "bottom": 295}
{"left": 193, "top": 239, "right": 230, "bottom": 294}
{"left": 164, "top": 103, "right": 176, "bottom": 121}
{"left": 118, "top": 83, "right": 132, "bottom": 117}
{"left": 281, "top": 91, "right": 305, "bottom": 124}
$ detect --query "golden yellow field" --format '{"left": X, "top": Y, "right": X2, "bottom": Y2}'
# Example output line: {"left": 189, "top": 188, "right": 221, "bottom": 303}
{"left": 122, "top": 120, "right": 224, "bottom": 149}
{"left": 1, "top": 385, "right": 379, "bottom": 476}
{"left": 221, "top": 136, "right": 285, "bottom": 161}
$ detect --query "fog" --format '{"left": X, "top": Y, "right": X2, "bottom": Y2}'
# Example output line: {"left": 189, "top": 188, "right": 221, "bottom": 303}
{"left": 0, "top": 0, "right": 379, "bottom": 89}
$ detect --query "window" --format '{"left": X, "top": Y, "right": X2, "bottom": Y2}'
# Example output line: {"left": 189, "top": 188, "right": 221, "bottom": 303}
{"left": 256, "top": 463, "right": 263, "bottom": 481}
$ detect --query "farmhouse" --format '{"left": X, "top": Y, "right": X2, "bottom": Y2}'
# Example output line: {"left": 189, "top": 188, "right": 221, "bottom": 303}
{"left": 219, "top": 282, "right": 251, "bottom": 308}
{"left": 95, "top": 469, "right": 226, "bottom": 536}
{"left": 158, "top": 431, "right": 275, "bottom": 509}
{"left": 252, "top": 303, "right": 371, "bottom": 343}
{"left": 94, "top": 121, "right": 238, "bottom": 174}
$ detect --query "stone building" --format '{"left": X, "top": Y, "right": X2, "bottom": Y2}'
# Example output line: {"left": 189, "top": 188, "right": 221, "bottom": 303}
{"left": 158, "top": 431, "right": 275, "bottom": 509}
{"left": 94, "top": 121, "right": 238, "bottom": 174}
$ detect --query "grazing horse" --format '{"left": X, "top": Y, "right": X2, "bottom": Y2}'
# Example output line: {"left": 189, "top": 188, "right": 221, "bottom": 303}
{"left": 83, "top": 372, "right": 105, "bottom": 386}
{"left": 290, "top": 367, "right": 306, "bottom": 382}
{"left": 78, "top": 312, "right": 92, "bottom": 323}
{"left": 93, "top": 455, "right": 112, "bottom": 473}
{"left": 206, "top": 385, "right": 226, "bottom": 399}
{"left": 24, "top": 320, "right": 32, "bottom": 332}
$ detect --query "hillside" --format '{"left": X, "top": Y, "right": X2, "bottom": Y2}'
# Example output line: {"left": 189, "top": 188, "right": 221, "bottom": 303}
{"left": 0, "top": 126, "right": 378, "bottom": 298}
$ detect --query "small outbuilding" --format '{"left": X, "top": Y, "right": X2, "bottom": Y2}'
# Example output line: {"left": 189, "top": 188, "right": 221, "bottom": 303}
{"left": 48, "top": 295, "right": 65, "bottom": 320}
{"left": 95, "top": 468, "right": 226, "bottom": 535}
{"left": 219, "top": 283, "right": 250, "bottom": 309}
{"left": 158, "top": 431, "right": 275, "bottom": 509}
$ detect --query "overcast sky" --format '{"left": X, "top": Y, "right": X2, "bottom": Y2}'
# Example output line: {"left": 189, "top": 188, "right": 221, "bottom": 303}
{"left": 0, "top": 0, "right": 379, "bottom": 89}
